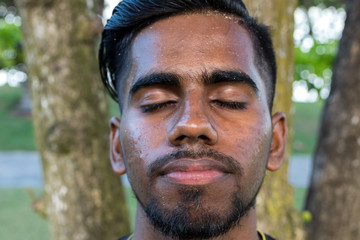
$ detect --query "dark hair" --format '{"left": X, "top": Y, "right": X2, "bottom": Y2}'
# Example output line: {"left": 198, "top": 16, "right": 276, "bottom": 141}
{"left": 99, "top": 0, "right": 277, "bottom": 109}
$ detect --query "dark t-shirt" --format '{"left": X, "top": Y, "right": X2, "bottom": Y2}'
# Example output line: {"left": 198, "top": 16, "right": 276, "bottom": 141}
{"left": 265, "top": 234, "right": 276, "bottom": 240}
{"left": 118, "top": 233, "right": 276, "bottom": 240}
{"left": 117, "top": 234, "right": 131, "bottom": 240}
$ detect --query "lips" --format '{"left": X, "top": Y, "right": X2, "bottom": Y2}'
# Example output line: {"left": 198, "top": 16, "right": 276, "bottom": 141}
{"left": 159, "top": 159, "right": 231, "bottom": 185}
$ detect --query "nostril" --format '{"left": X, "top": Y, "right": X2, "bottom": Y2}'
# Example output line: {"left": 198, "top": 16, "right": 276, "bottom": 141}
{"left": 175, "top": 135, "right": 187, "bottom": 142}
{"left": 199, "top": 135, "right": 210, "bottom": 141}
{"left": 173, "top": 134, "right": 210, "bottom": 145}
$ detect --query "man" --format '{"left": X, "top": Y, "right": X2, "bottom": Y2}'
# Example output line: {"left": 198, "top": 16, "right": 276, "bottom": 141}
{"left": 99, "top": 1, "right": 287, "bottom": 240}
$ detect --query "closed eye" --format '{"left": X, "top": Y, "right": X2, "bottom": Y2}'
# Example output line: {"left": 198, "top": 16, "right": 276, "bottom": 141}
{"left": 141, "top": 101, "right": 177, "bottom": 113}
{"left": 212, "top": 100, "right": 247, "bottom": 110}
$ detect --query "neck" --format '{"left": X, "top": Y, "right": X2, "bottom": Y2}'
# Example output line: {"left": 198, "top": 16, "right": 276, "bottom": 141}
{"left": 132, "top": 202, "right": 260, "bottom": 240}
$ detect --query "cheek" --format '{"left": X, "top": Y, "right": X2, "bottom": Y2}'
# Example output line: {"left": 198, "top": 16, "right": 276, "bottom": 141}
{"left": 120, "top": 113, "right": 165, "bottom": 159}
{"left": 220, "top": 113, "right": 272, "bottom": 174}
{"left": 226, "top": 118, "right": 271, "bottom": 199}
{"left": 119, "top": 112, "right": 169, "bottom": 187}
{"left": 246, "top": 124, "right": 272, "bottom": 163}
{"left": 119, "top": 117, "right": 151, "bottom": 199}
{"left": 241, "top": 118, "right": 272, "bottom": 185}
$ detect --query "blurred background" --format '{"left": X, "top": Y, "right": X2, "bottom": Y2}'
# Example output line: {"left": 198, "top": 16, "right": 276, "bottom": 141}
{"left": 0, "top": 0, "right": 357, "bottom": 239}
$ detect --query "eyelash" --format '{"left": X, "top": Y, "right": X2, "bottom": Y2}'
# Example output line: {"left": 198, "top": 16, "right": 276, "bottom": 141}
{"left": 212, "top": 100, "right": 247, "bottom": 110}
{"left": 141, "top": 100, "right": 246, "bottom": 113}
{"left": 141, "top": 101, "right": 177, "bottom": 113}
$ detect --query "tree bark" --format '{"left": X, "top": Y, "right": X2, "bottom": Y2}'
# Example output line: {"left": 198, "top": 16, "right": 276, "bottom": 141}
{"left": 15, "top": 1, "right": 130, "bottom": 240}
{"left": 243, "top": 1, "right": 304, "bottom": 239}
{"left": 305, "top": 0, "right": 360, "bottom": 239}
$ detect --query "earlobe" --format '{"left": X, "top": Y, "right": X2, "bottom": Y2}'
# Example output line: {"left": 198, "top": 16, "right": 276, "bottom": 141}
{"left": 267, "top": 112, "right": 287, "bottom": 171}
{"left": 110, "top": 117, "right": 126, "bottom": 175}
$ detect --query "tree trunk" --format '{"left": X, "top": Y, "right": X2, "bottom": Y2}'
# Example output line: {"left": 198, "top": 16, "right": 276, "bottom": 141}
{"left": 305, "top": 0, "right": 360, "bottom": 239}
{"left": 243, "top": 1, "right": 304, "bottom": 239}
{"left": 15, "top": 1, "right": 130, "bottom": 240}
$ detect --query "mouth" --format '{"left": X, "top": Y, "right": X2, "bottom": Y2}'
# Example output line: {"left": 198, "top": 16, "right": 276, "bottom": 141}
{"left": 159, "top": 159, "right": 231, "bottom": 185}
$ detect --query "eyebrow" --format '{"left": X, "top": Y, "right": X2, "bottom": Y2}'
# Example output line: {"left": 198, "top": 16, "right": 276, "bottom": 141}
{"left": 129, "top": 72, "right": 181, "bottom": 99}
{"left": 202, "top": 70, "right": 259, "bottom": 94}
{"left": 129, "top": 70, "right": 258, "bottom": 100}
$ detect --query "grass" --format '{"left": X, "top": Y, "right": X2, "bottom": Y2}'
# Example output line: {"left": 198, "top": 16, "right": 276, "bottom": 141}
{"left": 294, "top": 187, "right": 308, "bottom": 212}
{"left": 124, "top": 187, "right": 137, "bottom": 231}
{"left": 292, "top": 101, "right": 324, "bottom": 154}
{"left": 0, "top": 188, "right": 50, "bottom": 240}
{"left": 0, "top": 187, "right": 137, "bottom": 240}
{"left": 0, "top": 85, "right": 36, "bottom": 151}
{"left": 0, "top": 86, "right": 122, "bottom": 151}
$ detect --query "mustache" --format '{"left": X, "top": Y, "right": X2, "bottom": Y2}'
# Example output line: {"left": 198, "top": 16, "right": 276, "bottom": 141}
{"left": 147, "top": 147, "right": 243, "bottom": 178}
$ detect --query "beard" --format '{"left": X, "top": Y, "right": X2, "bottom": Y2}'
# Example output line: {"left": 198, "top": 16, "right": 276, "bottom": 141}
{"left": 142, "top": 188, "right": 257, "bottom": 240}
{"left": 132, "top": 147, "right": 265, "bottom": 240}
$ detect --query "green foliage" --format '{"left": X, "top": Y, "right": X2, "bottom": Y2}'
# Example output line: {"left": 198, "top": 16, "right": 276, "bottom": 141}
{"left": 0, "top": 20, "right": 23, "bottom": 68}
{"left": 296, "top": 41, "right": 337, "bottom": 77}
{"left": 295, "top": 40, "right": 338, "bottom": 97}
{"left": 302, "top": 210, "right": 313, "bottom": 222}
{"left": 0, "top": 3, "right": 24, "bottom": 69}
{"left": 294, "top": 4, "right": 343, "bottom": 100}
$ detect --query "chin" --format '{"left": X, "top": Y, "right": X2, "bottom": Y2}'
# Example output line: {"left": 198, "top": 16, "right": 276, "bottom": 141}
{"left": 138, "top": 186, "right": 257, "bottom": 240}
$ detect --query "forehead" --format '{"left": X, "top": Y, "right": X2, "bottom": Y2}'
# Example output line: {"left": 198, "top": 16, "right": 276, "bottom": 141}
{"left": 131, "top": 13, "right": 256, "bottom": 73}
{"left": 124, "top": 13, "right": 265, "bottom": 102}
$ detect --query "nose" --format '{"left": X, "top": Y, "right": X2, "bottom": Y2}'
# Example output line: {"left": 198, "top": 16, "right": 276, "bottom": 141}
{"left": 168, "top": 100, "right": 218, "bottom": 146}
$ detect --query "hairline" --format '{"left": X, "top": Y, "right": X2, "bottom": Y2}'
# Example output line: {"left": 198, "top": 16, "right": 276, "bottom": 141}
{"left": 115, "top": 11, "right": 274, "bottom": 112}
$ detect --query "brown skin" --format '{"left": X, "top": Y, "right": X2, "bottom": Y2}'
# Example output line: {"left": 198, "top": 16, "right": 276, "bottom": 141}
{"left": 110, "top": 14, "right": 287, "bottom": 240}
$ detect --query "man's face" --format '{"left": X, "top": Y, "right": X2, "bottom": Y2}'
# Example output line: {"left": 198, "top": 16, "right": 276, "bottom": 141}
{"left": 110, "top": 13, "right": 286, "bottom": 239}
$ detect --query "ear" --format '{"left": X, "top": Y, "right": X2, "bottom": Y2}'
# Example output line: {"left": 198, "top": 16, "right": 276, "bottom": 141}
{"left": 110, "top": 117, "right": 126, "bottom": 175}
{"left": 267, "top": 112, "right": 288, "bottom": 171}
